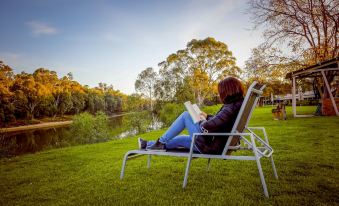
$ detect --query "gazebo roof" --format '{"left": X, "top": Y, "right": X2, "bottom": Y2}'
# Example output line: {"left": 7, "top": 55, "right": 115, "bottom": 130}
{"left": 285, "top": 57, "right": 339, "bottom": 79}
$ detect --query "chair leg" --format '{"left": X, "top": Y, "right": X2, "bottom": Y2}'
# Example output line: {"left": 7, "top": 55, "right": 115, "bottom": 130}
{"left": 120, "top": 152, "right": 130, "bottom": 180}
{"left": 207, "top": 158, "right": 211, "bottom": 171}
{"left": 147, "top": 154, "right": 151, "bottom": 169}
{"left": 251, "top": 134, "right": 269, "bottom": 198}
{"left": 270, "top": 155, "right": 278, "bottom": 179}
{"left": 183, "top": 155, "right": 193, "bottom": 188}
{"left": 255, "top": 156, "right": 269, "bottom": 198}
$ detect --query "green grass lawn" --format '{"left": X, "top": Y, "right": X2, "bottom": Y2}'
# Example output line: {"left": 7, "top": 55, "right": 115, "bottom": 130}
{"left": 1, "top": 106, "right": 338, "bottom": 205}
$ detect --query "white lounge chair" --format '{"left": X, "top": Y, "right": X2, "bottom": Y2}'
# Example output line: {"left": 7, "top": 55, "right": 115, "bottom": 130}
{"left": 120, "top": 81, "right": 278, "bottom": 197}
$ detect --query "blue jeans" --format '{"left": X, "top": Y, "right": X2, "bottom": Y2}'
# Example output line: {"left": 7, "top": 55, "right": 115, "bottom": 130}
{"left": 147, "top": 111, "right": 202, "bottom": 153}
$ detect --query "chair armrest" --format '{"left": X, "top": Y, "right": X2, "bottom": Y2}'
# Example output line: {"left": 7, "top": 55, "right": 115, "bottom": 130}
{"left": 189, "top": 132, "right": 253, "bottom": 154}
{"left": 246, "top": 128, "right": 273, "bottom": 157}
{"left": 247, "top": 127, "right": 265, "bottom": 130}
{"left": 247, "top": 127, "right": 270, "bottom": 144}
{"left": 192, "top": 132, "right": 252, "bottom": 137}
{"left": 190, "top": 131, "right": 274, "bottom": 158}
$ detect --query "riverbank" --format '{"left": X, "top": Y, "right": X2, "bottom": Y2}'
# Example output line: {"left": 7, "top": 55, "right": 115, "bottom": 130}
{"left": 1, "top": 106, "right": 338, "bottom": 205}
{"left": 0, "top": 112, "right": 139, "bottom": 134}
{"left": 0, "top": 121, "right": 73, "bottom": 134}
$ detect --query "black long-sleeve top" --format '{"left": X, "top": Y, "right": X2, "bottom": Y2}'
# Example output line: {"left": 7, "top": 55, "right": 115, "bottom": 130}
{"left": 195, "top": 98, "right": 243, "bottom": 154}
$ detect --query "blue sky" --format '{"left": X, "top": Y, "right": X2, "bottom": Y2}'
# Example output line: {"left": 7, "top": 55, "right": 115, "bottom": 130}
{"left": 0, "top": 0, "right": 263, "bottom": 94}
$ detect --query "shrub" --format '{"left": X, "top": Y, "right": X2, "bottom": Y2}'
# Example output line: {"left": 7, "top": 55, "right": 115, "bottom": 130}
{"left": 128, "top": 112, "right": 152, "bottom": 134}
{"left": 69, "top": 112, "right": 110, "bottom": 144}
{"left": 159, "top": 103, "right": 185, "bottom": 126}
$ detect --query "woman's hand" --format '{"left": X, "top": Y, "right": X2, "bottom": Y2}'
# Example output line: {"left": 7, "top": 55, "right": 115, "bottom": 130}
{"left": 199, "top": 111, "right": 207, "bottom": 120}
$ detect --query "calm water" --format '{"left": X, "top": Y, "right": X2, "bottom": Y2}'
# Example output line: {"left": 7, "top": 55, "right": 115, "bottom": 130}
{"left": 0, "top": 112, "right": 163, "bottom": 157}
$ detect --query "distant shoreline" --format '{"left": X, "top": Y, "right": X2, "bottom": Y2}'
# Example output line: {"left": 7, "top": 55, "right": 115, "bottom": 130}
{"left": 0, "top": 111, "right": 140, "bottom": 134}
{"left": 0, "top": 121, "right": 73, "bottom": 134}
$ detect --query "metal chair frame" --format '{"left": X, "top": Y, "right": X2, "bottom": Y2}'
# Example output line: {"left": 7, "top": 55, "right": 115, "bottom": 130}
{"left": 120, "top": 82, "right": 278, "bottom": 197}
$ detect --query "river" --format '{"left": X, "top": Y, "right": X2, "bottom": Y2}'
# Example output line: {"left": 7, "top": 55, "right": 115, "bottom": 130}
{"left": 0, "top": 112, "right": 163, "bottom": 157}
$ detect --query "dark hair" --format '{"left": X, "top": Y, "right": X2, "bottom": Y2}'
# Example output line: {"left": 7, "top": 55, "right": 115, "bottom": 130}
{"left": 218, "top": 77, "right": 244, "bottom": 104}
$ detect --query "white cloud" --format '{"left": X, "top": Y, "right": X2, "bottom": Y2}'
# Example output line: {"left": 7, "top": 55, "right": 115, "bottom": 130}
{"left": 27, "top": 21, "right": 58, "bottom": 36}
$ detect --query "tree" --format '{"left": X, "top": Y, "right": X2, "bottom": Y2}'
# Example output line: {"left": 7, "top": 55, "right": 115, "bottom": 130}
{"left": 85, "top": 88, "right": 105, "bottom": 114}
{"left": 250, "top": 0, "right": 338, "bottom": 62}
{"left": 187, "top": 69, "right": 211, "bottom": 105}
{"left": 244, "top": 46, "right": 300, "bottom": 95}
{"left": 249, "top": 0, "right": 339, "bottom": 99}
{"left": 95, "top": 83, "right": 124, "bottom": 114}
{"left": 135, "top": 67, "right": 157, "bottom": 111}
{"left": 0, "top": 61, "right": 15, "bottom": 124}
{"left": 187, "top": 38, "right": 241, "bottom": 104}
{"left": 32, "top": 68, "right": 58, "bottom": 117}
{"left": 69, "top": 80, "right": 85, "bottom": 115}
{"left": 187, "top": 38, "right": 241, "bottom": 82}
{"left": 12, "top": 72, "right": 49, "bottom": 119}
{"left": 155, "top": 37, "right": 241, "bottom": 104}
{"left": 155, "top": 50, "right": 192, "bottom": 102}
{"left": 125, "top": 93, "right": 148, "bottom": 111}
{"left": 0, "top": 60, "right": 132, "bottom": 124}
{"left": 70, "top": 91, "right": 85, "bottom": 114}
{"left": 33, "top": 68, "right": 58, "bottom": 86}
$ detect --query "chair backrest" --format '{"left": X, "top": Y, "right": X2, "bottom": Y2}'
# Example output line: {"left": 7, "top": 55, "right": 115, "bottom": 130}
{"left": 222, "top": 81, "right": 266, "bottom": 155}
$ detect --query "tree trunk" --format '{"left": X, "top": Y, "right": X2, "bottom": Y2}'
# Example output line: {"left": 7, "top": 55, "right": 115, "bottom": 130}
{"left": 149, "top": 88, "right": 153, "bottom": 112}
{"left": 28, "top": 104, "right": 35, "bottom": 120}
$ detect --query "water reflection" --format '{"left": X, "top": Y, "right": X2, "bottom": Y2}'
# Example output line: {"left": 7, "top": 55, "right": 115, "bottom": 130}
{"left": 0, "top": 128, "right": 70, "bottom": 157}
{"left": 0, "top": 112, "right": 162, "bottom": 157}
{"left": 109, "top": 112, "right": 162, "bottom": 139}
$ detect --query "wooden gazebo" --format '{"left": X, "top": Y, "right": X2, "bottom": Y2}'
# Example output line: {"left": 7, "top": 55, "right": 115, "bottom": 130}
{"left": 286, "top": 57, "right": 339, "bottom": 117}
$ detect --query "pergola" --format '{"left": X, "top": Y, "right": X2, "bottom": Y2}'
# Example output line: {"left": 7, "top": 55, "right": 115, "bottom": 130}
{"left": 286, "top": 57, "right": 339, "bottom": 117}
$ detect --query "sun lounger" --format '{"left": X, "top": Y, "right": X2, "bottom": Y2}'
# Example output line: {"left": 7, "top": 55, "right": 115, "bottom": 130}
{"left": 120, "top": 81, "right": 278, "bottom": 197}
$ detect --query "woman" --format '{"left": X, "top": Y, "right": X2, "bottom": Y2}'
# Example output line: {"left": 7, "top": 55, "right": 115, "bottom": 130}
{"left": 138, "top": 77, "right": 244, "bottom": 154}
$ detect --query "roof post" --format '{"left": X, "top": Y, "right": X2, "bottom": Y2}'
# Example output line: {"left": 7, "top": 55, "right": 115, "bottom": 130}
{"left": 321, "top": 71, "right": 339, "bottom": 116}
{"left": 292, "top": 76, "right": 297, "bottom": 117}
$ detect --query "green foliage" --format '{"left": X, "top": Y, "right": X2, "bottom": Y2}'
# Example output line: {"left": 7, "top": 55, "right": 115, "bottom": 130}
{"left": 1, "top": 106, "right": 338, "bottom": 205}
{"left": 128, "top": 112, "right": 152, "bottom": 134}
{"left": 69, "top": 112, "right": 110, "bottom": 144}
{"left": 0, "top": 61, "right": 16, "bottom": 125}
{"left": 85, "top": 91, "right": 105, "bottom": 114}
{"left": 159, "top": 103, "right": 185, "bottom": 126}
{"left": 70, "top": 92, "right": 86, "bottom": 114}
{"left": 174, "top": 79, "right": 196, "bottom": 103}
{"left": 155, "top": 37, "right": 241, "bottom": 105}
{"left": 125, "top": 93, "right": 148, "bottom": 111}
{"left": 135, "top": 67, "right": 157, "bottom": 111}
{"left": 0, "top": 60, "right": 145, "bottom": 126}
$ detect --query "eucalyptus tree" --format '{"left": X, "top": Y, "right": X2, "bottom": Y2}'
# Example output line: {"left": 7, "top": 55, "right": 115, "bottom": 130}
{"left": 0, "top": 60, "right": 131, "bottom": 123}
{"left": 12, "top": 72, "right": 49, "bottom": 119}
{"left": 0, "top": 61, "right": 15, "bottom": 124}
{"left": 33, "top": 68, "right": 58, "bottom": 117}
{"left": 135, "top": 67, "right": 158, "bottom": 111}
{"left": 69, "top": 80, "right": 85, "bottom": 115}
{"left": 97, "top": 83, "right": 116, "bottom": 113}
{"left": 156, "top": 37, "right": 241, "bottom": 105}
{"left": 187, "top": 38, "right": 241, "bottom": 81}
{"left": 187, "top": 38, "right": 241, "bottom": 104}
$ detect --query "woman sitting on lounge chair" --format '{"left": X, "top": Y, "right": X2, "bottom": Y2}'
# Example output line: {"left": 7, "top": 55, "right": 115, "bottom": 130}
{"left": 138, "top": 77, "right": 244, "bottom": 154}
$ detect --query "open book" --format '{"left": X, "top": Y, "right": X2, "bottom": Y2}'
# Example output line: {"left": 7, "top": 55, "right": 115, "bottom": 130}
{"left": 184, "top": 101, "right": 206, "bottom": 123}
